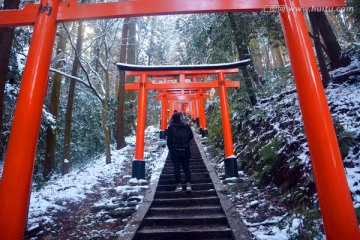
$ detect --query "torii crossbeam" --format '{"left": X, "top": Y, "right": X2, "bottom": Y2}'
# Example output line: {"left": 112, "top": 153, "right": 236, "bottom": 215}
{"left": 0, "top": 0, "right": 357, "bottom": 239}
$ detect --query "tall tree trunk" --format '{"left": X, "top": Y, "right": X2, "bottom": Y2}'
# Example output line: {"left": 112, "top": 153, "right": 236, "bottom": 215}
{"left": 62, "top": 22, "right": 84, "bottom": 175}
{"left": 147, "top": 18, "right": 155, "bottom": 65}
{"left": 262, "top": 40, "right": 271, "bottom": 71}
{"left": 116, "top": 18, "right": 129, "bottom": 150}
{"left": 227, "top": 13, "right": 257, "bottom": 106}
{"left": 0, "top": 0, "right": 21, "bottom": 160}
{"left": 125, "top": 18, "right": 137, "bottom": 125}
{"left": 44, "top": 27, "right": 67, "bottom": 180}
{"left": 309, "top": 12, "right": 331, "bottom": 88}
{"left": 330, "top": 12, "right": 355, "bottom": 43}
{"left": 127, "top": 19, "right": 137, "bottom": 67}
{"left": 270, "top": 45, "right": 278, "bottom": 68}
{"left": 103, "top": 69, "right": 111, "bottom": 164}
{"left": 274, "top": 43, "right": 285, "bottom": 68}
{"left": 250, "top": 38, "right": 264, "bottom": 76}
{"left": 315, "top": 12, "right": 351, "bottom": 69}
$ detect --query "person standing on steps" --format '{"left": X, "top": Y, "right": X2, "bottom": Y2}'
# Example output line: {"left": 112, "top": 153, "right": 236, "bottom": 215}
{"left": 167, "top": 113, "right": 194, "bottom": 192}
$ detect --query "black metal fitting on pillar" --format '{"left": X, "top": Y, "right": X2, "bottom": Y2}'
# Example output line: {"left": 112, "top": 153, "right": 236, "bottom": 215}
{"left": 199, "top": 128, "right": 203, "bottom": 136}
{"left": 132, "top": 160, "right": 145, "bottom": 179}
{"left": 159, "top": 130, "right": 166, "bottom": 139}
{"left": 202, "top": 129, "right": 208, "bottom": 138}
{"left": 224, "top": 157, "right": 239, "bottom": 178}
{"left": 196, "top": 117, "right": 200, "bottom": 128}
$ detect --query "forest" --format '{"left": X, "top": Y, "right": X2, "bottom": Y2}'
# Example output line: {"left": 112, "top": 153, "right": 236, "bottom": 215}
{"left": 0, "top": 0, "right": 360, "bottom": 239}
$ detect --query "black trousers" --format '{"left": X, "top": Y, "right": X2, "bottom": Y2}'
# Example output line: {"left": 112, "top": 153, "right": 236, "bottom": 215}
{"left": 171, "top": 149, "right": 191, "bottom": 184}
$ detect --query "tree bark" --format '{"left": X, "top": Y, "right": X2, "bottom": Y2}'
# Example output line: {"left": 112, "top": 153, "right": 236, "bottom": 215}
{"left": 103, "top": 69, "right": 111, "bottom": 164}
{"left": 262, "top": 40, "right": 271, "bottom": 71}
{"left": 270, "top": 45, "right": 278, "bottom": 68}
{"left": 315, "top": 12, "right": 351, "bottom": 69}
{"left": 62, "top": 22, "right": 84, "bottom": 175}
{"left": 274, "top": 43, "right": 285, "bottom": 68}
{"left": 44, "top": 27, "right": 67, "bottom": 180}
{"left": 309, "top": 12, "right": 331, "bottom": 88}
{"left": 227, "top": 13, "right": 257, "bottom": 106}
{"left": 0, "top": 0, "right": 21, "bottom": 160}
{"left": 125, "top": 18, "right": 137, "bottom": 128}
{"left": 250, "top": 38, "right": 264, "bottom": 76}
{"left": 116, "top": 18, "right": 129, "bottom": 150}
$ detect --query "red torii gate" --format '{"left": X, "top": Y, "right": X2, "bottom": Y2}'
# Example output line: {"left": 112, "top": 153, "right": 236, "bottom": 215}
{"left": 152, "top": 76, "right": 211, "bottom": 138}
{"left": 155, "top": 90, "right": 211, "bottom": 139}
{"left": 119, "top": 62, "right": 246, "bottom": 180}
{"left": 0, "top": 0, "right": 358, "bottom": 239}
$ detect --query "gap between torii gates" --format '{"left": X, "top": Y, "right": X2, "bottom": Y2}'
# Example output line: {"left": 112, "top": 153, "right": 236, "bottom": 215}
{"left": 0, "top": 0, "right": 358, "bottom": 239}
{"left": 118, "top": 61, "right": 248, "bottom": 180}
{"left": 155, "top": 89, "right": 210, "bottom": 138}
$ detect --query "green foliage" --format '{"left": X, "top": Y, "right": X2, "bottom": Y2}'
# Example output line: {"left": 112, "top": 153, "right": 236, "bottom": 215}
{"left": 206, "top": 99, "right": 225, "bottom": 157}
{"left": 255, "top": 137, "right": 281, "bottom": 185}
{"left": 355, "top": 206, "right": 360, "bottom": 223}
{"left": 333, "top": 118, "right": 358, "bottom": 158}
{"left": 278, "top": 209, "right": 323, "bottom": 239}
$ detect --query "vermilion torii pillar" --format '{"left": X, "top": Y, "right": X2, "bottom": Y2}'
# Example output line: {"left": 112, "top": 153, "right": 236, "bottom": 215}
{"left": 217, "top": 72, "right": 237, "bottom": 177}
{"left": 197, "top": 91, "right": 208, "bottom": 137}
{"left": 0, "top": 0, "right": 61, "bottom": 238}
{"left": 133, "top": 73, "right": 148, "bottom": 179}
{"left": 159, "top": 93, "right": 168, "bottom": 139}
{"left": 1, "top": 0, "right": 358, "bottom": 239}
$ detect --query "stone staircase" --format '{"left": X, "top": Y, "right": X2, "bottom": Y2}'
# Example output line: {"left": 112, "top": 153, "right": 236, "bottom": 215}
{"left": 132, "top": 141, "right": 234, "bottom": 240}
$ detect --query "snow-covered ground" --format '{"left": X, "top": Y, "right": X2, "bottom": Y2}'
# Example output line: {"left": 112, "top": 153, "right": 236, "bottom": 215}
{"left": 202, "top": 57, "right": 360, "bottom": 239}
{"left": 26, "top": 126, "right": 168, "bottom": 238}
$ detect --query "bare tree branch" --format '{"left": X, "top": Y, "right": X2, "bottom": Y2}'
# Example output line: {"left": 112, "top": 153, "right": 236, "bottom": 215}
{"left": 49, "top": 68, "right": 104, "bottom": 103}
{"left": 62, "top": 22, "right": 105, "bottom": 101}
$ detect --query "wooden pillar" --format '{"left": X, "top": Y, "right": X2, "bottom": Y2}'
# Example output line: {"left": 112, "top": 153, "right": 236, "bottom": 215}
{"left": 198, "top": 93, "right": 207, "bottom": 137}
{"left": 279, "top": 0, "right": 359, "bottom": 238}
{"left": 159, "top": 95, "right": 167, "bottom": 139}
{"left": 218, "top": 72, "right": 238, "bottom": 178}
{"left": 133, "top": 73, "right": 147, "bottom": 179}
{"left": 0, "top": 0, "right": 61, "bottom": 238}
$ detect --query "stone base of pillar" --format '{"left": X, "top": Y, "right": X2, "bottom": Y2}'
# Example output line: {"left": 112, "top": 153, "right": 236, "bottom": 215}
{"left": 196, "top": 117, "right": 200, "bottom": 128}
{"left": 159, "top": 130, "right": 166, "bottom": 139}
{"left": 203, "top": 128, "right": 208, "bottom": 137}
{"left": 199, "top": 128, "right": 208, "bottom": 138}
{"left": 224, "top": 157, "right": 239, "bottom": 178}
{"left": 132, "top": 160, "right": 145, "bottom": 179}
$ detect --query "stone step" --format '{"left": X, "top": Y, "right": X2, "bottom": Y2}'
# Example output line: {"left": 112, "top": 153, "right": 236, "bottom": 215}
{"left": 162, "top": 165, "right": 208, "bottom": 170}
{"left": 147, "top": 205, "right": 224, "bottom": 217}
{"left": 142, "top": 214, "right": 228, "bottom": 226}
{"left": 161, "top": 170, "right": 209, "bottom": 175}
{"left": 158, "top": 177, "right": 212, "bottom": 185}
{"left": 160, "top": 173, "right": 210, "bottom": 180}
{"left": 152, "top": 196, "right": 220, "bottom": 207}
{"left": 156, "top": 183, "right": 214, "bottom": 191}
{"left": 133, "top": 225, "right": 233, "bottom": 240}
{"left": 132, "top": 139, "right": 236, "bottom": 240}
{"left": 154, "top": 189, "right": 217, "bottom": 199}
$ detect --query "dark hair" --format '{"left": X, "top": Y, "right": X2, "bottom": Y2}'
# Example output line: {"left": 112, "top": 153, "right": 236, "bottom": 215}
{"left": 172, "top": 113, "right": 181, "bottom": 123}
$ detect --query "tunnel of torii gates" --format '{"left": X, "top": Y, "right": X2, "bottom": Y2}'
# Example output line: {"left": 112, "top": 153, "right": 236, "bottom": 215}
{"left": 117, "top": 62, "right": 246, "bottom": 180}
{"left": 0, "top": 0, "right": 358, "bottom": 239}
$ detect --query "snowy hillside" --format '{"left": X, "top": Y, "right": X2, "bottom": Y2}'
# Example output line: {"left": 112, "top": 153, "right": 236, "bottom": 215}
{"left": 25, "top": 127, "right": 168, "bottom": 239}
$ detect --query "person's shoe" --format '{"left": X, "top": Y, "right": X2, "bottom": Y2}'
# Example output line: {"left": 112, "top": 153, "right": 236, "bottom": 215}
{"left": 186, "top": 182, "right": 192, "bottom": 192}
{"left": 175, "top": 183, "right": 182, "bottom": 192}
